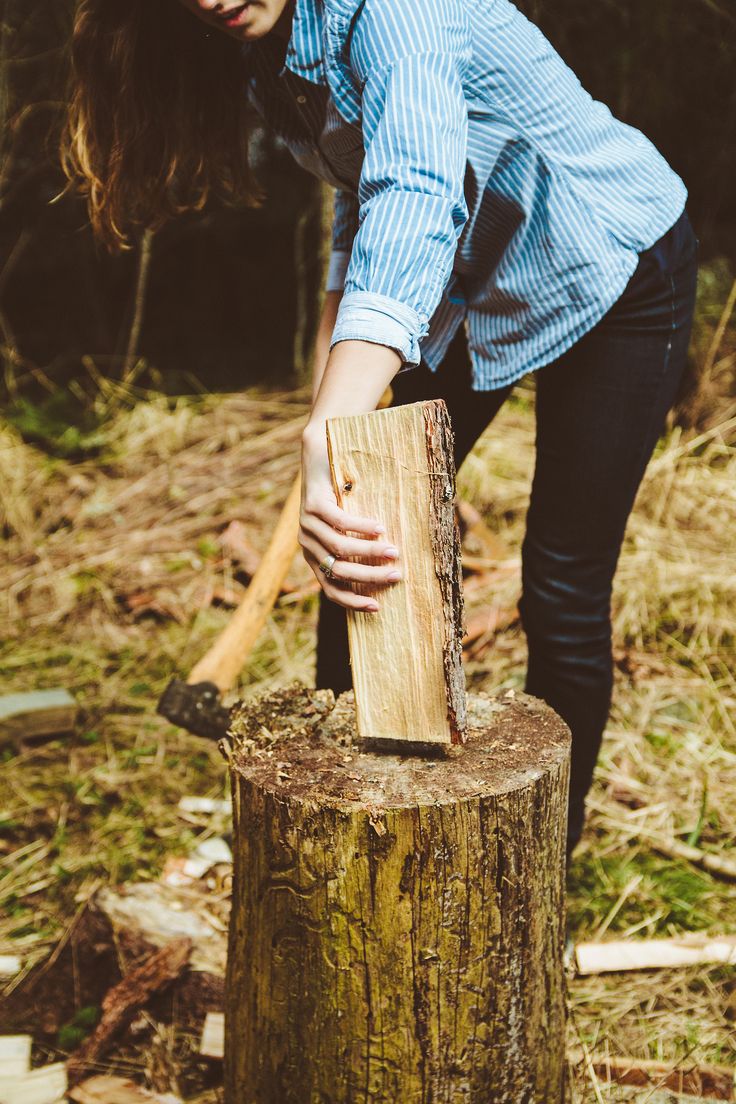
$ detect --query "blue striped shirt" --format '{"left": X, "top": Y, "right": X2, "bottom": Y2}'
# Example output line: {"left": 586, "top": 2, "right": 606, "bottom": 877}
{"left": 244, "top": 0, "right": 687, "bottom": 389}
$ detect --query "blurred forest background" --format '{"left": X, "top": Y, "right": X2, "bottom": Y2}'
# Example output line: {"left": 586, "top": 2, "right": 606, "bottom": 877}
{"left": 1, "top": 0, "right": 734, "bottom": 416}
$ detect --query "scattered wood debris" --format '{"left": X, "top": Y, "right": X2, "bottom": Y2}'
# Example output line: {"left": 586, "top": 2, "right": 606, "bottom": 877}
{"left": 199, "top": 1012, "right": 224, "bottom": 1060}
{"left": 95, "top": 883, "right": 228, "bottom": 976}
{"left": 69, "top": 1076, "right": 182, "bottom": 1103}
{"left": 66, "top": 938, "right": 192, "bottom": 1086}
{"left": 567, "top": 1049, "right": 735, "bottom": 1099}
{"left": 0, "top": 689, "right": 78, "bottom": 744}
{"left": 161, "top": 837, "right": 233, "bottom": 888}
{"left": 575, "top": 932, "right": 736, "bottom": 975}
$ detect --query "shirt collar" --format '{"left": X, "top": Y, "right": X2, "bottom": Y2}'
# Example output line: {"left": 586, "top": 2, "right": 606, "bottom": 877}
{"left": 283, "top": 0, "right": 327, "bottom": 86}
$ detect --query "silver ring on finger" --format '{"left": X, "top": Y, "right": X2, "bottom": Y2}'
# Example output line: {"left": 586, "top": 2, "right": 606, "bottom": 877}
{"left": 318, "top": 553, "right": 338, "bottom": 580}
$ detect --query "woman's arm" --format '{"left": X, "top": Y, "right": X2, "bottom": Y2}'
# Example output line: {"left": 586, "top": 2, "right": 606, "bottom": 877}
{"left": 310, "top": 289, "right": 342, "bottom": 405}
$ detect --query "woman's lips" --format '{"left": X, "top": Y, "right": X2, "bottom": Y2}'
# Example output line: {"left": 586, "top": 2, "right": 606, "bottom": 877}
{"left": 221, "top": 3, "right": 250, "bottom": 27}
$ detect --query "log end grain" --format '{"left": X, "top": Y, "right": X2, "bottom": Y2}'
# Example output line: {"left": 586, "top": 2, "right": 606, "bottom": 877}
{"left": 229, "top": 686, "right": 569, "bottom": 811}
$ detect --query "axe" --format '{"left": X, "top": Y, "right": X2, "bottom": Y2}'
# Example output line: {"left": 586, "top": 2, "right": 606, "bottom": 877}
{"left": 157, "top": 473, "right": 302, "bottom": 739}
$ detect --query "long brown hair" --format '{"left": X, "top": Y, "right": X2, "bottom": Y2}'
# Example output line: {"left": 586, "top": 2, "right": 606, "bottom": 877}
{"left": 62, "top": 0, "right": 261, "bottom": 251}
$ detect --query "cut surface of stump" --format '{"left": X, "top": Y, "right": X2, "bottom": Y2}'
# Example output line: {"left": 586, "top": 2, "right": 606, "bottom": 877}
{"left": 225, "top": 686, "right": 571, "bottom": 1104}
{"left": 326, "top": 400, "right": 465, "bottom": 746}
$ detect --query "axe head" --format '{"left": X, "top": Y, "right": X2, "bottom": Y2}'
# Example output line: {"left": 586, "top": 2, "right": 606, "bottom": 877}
{"left": 157, "top": 679, "right": 233, "bottom": 741}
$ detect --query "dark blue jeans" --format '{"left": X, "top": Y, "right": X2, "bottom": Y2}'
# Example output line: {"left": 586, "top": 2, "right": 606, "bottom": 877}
{"left": 316, "top": 210, "right": 698, "bottom": 854}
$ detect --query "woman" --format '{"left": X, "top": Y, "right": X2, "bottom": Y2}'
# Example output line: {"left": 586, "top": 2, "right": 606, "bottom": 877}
{"left": 65, "top": 0, "right": 698, "bottom": 855}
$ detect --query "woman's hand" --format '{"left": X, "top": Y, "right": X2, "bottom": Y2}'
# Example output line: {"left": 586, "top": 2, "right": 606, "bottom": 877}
{"left": 299, "top": 421, "right": 402, "bottom": 612}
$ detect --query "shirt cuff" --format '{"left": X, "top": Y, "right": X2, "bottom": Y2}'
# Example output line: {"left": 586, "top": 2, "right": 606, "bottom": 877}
{"left": 325, "top": 249, "right": 351, "bottom": 292}
{"left": 330, "top": 290, "right": 427, "bottom": 366}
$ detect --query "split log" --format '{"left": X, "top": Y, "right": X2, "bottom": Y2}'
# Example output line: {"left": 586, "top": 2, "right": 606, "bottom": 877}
{"left": 225, "top": 687, "right": 571, "bottom": 1103}
{"left": 326, "top": 400, "right": 465, "bottom": 747}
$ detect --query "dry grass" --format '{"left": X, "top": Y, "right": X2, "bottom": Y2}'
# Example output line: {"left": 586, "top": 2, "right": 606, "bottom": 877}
{"left": 0, "top": 368, "right": 734, "bottom": 1099}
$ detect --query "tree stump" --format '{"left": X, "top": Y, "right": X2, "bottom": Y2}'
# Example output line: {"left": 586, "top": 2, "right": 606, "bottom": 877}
{"left": 224, "top": 685, "right": 571, "bottom": 1104}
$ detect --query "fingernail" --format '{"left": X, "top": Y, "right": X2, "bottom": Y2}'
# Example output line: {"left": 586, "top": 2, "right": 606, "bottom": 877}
{"left": 384, "top": 546, "right": 399, "bottom": 559}
{"left": 374, "top": 524, "right": 386, "bottom": 534}
{"left": 387, "top": 570, "right": 402, "bottom": 582}
{"left": 365, "top": 602, "right": 379, "bottom": 612}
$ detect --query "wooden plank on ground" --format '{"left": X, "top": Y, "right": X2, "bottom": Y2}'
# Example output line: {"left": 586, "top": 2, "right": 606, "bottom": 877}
{"left": 326, "top": 400, "right": 466, "bottom": 747}
{"left": 575, "top": 933, "right": 736, "bottom": 974}
{"left": 0, "top": 690, "right": 77, "bottom": 742}
{"left": 0, "top": 1061, "right": 67, "bottom": 1104}
{"left": 0, "top": 1034, "right": 31, "bottom": 1077}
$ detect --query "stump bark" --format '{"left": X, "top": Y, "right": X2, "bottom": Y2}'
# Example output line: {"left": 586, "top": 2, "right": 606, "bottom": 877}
{"left": 224, "top": 686, "right": 570, "bottom": 1104}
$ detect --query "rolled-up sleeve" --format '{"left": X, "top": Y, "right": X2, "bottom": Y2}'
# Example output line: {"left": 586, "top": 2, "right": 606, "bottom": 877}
{"left": 330, "top": 0, "right": 471, "bottom": 367}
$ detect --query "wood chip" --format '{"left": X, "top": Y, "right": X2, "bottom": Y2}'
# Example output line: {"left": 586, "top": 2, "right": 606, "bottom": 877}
{"left": 199, "top": 1012, "right": 224, "bottom": 1060}
{"left": 177, "top": 797, "right": 232, "bottom": 816}
{"left": 0, "top": 956, "right": 22, "bottom": 978}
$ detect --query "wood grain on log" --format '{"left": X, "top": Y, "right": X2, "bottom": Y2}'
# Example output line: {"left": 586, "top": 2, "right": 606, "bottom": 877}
{"left": 327, "top": 400, "right": 466, "bottom": 747}
{"left": 225, "top": 687, "right": 570, "bottom": 1103}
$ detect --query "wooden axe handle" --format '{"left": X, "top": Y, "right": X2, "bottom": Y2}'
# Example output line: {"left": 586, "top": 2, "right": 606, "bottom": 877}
{"left": 188, "top": 473, "right": 302, "bottom": 692}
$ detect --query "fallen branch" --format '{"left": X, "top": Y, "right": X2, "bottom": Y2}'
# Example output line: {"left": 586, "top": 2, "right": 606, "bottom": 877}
{"left": 66, "top": 937, "right": 192, "bottom": 1086}
{"left": 567, "top": 1049, "right": 735, "bottom": 1100}
{"left": 647, "top": 834, "right": 736, "bottom": 882}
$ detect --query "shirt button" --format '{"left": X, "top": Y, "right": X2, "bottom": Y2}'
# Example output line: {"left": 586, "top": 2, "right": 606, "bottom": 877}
{"left": 296, "top": 94, "right": 307, "bottom": 104}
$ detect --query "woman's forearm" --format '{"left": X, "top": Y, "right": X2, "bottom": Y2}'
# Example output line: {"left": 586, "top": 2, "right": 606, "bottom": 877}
{"left": 307, "top": 339, "right": 402, "bottom": 439}
{"left": 311, "top": 290, "right": 344, "bottom": 404}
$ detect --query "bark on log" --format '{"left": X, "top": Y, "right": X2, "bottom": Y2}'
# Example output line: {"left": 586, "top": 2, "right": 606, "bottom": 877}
{"left": 225, "top": 687, "right": 571, "bottom": 1104}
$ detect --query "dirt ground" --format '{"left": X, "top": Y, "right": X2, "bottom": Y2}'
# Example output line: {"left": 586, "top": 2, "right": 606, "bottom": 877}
{"left": 1, "top": 371, "right": 734, "bottom": 1101}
